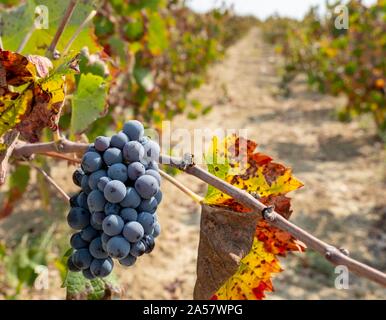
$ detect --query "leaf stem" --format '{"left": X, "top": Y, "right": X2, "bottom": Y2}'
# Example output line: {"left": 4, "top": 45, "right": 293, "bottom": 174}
{"left": 159, "top": 169, "right": 203, "bottom": 204}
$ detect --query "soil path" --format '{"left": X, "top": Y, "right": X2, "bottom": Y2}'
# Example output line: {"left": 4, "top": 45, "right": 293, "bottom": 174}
{"left": 2, "top": 28, "right": 385, "bottom": 299}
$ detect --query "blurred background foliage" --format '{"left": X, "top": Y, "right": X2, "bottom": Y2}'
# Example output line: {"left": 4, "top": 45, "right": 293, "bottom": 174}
{"left": 261, "top": 0, "right": 386, "bottom": 139}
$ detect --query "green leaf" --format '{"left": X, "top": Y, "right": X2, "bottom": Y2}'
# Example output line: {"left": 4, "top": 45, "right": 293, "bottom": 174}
{"left": 134, "top": 67, "right": 154, "bottom": 92}
{"left": 147, "top": 12, "right": 168, "bottom": 55}
{"left": 0, "top": 0, "right": 101, "bottom": 56}
{"left": 70, "top": 73, "right": 107, "bottom": 134}
{"left": 64, "top": 271, "right": 120, "bottom": 300}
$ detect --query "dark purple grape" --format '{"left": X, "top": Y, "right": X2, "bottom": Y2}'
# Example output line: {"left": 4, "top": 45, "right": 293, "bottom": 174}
{"left": 123, "top": 120, "right": 144, "bottom": 141}
{"left": 67, "top": 207, "right": 90, "bottom": 230}
{"left": 120, "top": 187, "right": 141, "bottom": 208}
{"left": 134, "top": 175, "right": 159, "bottom": 199}
{"left": 110, "top": 131, "right": 129, "bottom": 149}
{"left": 104, "top": 180, "right": 126, "bottom": 203}
{"left": 122, "top": 221, "right": 144, "bottom": 242}
{"left": 123, "top": 141, "right": 144, "bottom": 163}
{"left": 72, "top": 168, "right": 84, "bottom": 187}
{"left": 107, "top": 163, "right": 127, "bottom": 182}
{"left": 94, "top": 136, "right": 110, "bottom": 152}
{"left": 82, "top": 151, "right": 103, "bottom": 173}
{"left": 127, "top": 162, "right": 145, "bottom": 181}
{"left": 103, "top": 147, "right": 123, "bottom": 166}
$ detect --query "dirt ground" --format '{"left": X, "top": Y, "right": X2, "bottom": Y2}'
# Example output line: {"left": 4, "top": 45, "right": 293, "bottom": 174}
{"left": 1, "top": 28, "right": 385, "bottom": 299}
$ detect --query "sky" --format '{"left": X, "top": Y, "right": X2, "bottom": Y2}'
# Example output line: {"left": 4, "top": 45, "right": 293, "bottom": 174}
{"left": 186, "top": 0, "right": 377, "bottom": 20}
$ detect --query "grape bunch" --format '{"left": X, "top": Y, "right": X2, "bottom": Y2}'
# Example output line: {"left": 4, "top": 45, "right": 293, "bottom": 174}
{"left": 67, "top": 120, "right": 162, "bottom": 279}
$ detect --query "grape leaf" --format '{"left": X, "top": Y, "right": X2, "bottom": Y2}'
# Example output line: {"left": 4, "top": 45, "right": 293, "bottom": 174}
{"left": 0, "top": 0, "right": 101, "bottom": 56}
{"left": 203, "top": 135, "right": 305, "bottom": 300}
{"left": 64, "top": 271, "right": 121, "bottom": 300}
{"left": 70, "top": 73, "right": 108, "bottom": 134}
{"left": 0, "top": 50, "right": 78, "bottom": 141}
{"left": 0, "top": 49, "right": 37, "bottom": 86}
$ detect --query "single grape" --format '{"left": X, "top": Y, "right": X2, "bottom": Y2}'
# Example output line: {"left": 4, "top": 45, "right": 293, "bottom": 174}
{"left": 130, "top": 241, "right": 146, "bottom": 257}
{"left": 137, "top": 212, "right": 155, "bottom": 235}
{"left": 87, "top": 190, "right": 106, "bottom": 213}
{"left": 110, "top": 131, "right": 129, "bottom": 149}
{"left": 76, "top": 192, "right": 89, "bottom": 209}
{"left": 82, "top": 151, "right": 102, "bottom": 173}
{"left": 67, "top": 207, "right": 90, "bottom": 230}
{"left": 120, "top": 187, "right": 141, "bottom": 208}
{"left": 91, "top": 211, "right": 105, "bottom": 225}
{"left": 106, "top": 236, "right": 130, "bottom": 259}
{"left": 142, "top": 234, "right": 155, "bottom": 253}
{"left": 67, "top": 256, "right": 81, "bottom": 272}
{"left": 72, "top": 248, "right": 93, "bottom": 270}
{"left": 122, "top": 141, "right": 145, "bottom": 163}
{"left": 120, "top": 208, "right": 138, "bottom": 223}
{"left": 119, "top": 254, "right": 137, "bottom": 267}
{"left": 145, "top": 169, "right": 161, "bottom": 186}
{"left": 72, "top": 168, "right": 84, "bottom": 187}
{"left": 102, "top": 214, "right": 124, "bottom": 236}
{"left": 94, "top": 136, "right": 110, "bottom": 152}
{"left": 123, "top": 120, "right": 144, "bottom": 141}
{"left": 138, "top": 197, "right": 158, "bottom": 213}
{"left": 104, "top": 202, "right": 121, "bottom": 216}
{"left": 154, "top": 189, "right": 163, "bottom": 204}
{"left": 81, "top": 175, "right": 92, "bottom": 194}
{"left": 69, "top": 194, "right": 79, "bottom": 208}
{"left": 104, "top": 180, "right": 126, "bottom": 203}
{"left": 103, "top": 147, "right": 123, "bottom": 166}
{"left": 122, "top": 221, "right": 144, "bottom": 242}
{"left": 70, "top": 232, "right": 89, "bottom": 249}
{"left": 97, "top": 176, "right": 111, "bottom": 192}
{"left": 89, "top": 237, "right": 109, "bottom": 259}
{"left": 134, "top": 175, "right": 159, "bottom": 199}
{"left": 90, "top": 257, "right": 114, "bottom": 278}
{"left": 107, "top": 163, "right": 128, "bottom": 182}
{"left": 80, "top": 225, "right": 99, "bottom": 242}
{"left": 127, "top": 162, "right": 145, "bottom": 181}
{"left": 82, "top": 268, "right": 96, "bottom": 280}
{"left": 146, "top": 160, "right": 159, "bottom": 171}
{"left": 88, "top": 170, "right": 107, "bottom": 190}
{"left": 143, "top": 140, "right": 160, "bottom": 163}
{"left": 152, "top": 221, "right": 161, "bottom": 238}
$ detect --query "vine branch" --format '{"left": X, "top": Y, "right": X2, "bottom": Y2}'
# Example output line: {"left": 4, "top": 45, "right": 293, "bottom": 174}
{"left": 9, "top": 140, "right": 386, "bottom": 287}
{"left": 46, "top": 0, "right": 78, "bottom": 56}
